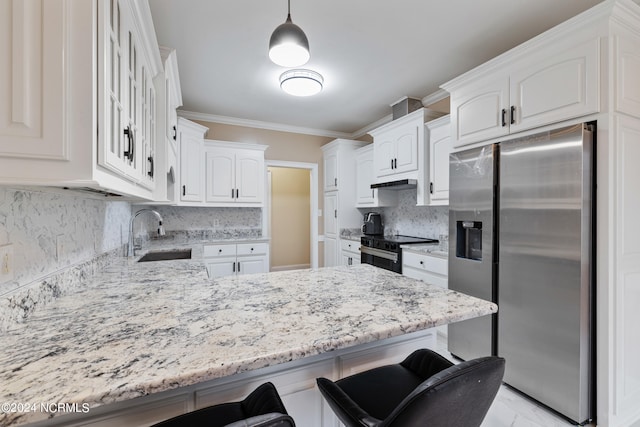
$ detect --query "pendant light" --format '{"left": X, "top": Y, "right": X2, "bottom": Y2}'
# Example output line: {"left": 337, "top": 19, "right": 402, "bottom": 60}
{"left": 269, "top": 0, "right": 310, "bottom": 67}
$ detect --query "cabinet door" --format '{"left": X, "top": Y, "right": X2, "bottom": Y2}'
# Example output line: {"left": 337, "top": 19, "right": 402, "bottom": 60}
{"left": 205, "top": 148, "right": 234, "bottom": 203}
{"left": 450, "top": 74, "right": 509, "bottom": 148}
{"left": 139, "top": 66, "right": 156, "bottom": 190}
{"left": 324, "top": 150, "right": 338, "bottom": 191}
{"left": 122, "top": 15, "right": 144, "bottom": 182}
{"left": 235, "top": 150, "right": 264, "bottom": 204}
{"left": 324, "top": 194, "right": 338, "bottom": 237}
{"left": 205, "top": 258, "right": 236, "bottom": 279}
{"left": 324, "top": 237, "right": 337, "bottom": 268}
{"left": 0, "top": 0, "right": 66, "bottom": 160}
{"left": 98, "top": 0, "right": 138, "bottom": 178}
{"left": 356, "top": 151, "right": 375, "bottom": 205}
{"left": 373, "top": 138, "right": 395, "bottom": 178}
{"left": 428, "top": 120, "right": 452, "bottom": 205}
{"left": 341, "top": 253, "right": 352, "bottom": 266}
{"left": 180, "top": 130, "right": 203, "bottom": 202}
{"left": 393, "top": 126, "right": 419, "bottom": 174}
{"left": 510, "top": 38, "right": 599, "bottom": 133}
{"left": 237, "top": 256, "right": 268, "bottom": 275}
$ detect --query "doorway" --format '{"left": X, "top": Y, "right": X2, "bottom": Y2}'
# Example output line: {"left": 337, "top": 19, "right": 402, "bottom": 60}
{"left": 265, "top": 161, "right": 318, "bottom": 271}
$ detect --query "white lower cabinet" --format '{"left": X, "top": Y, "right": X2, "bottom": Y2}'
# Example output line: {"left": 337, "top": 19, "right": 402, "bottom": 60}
{"left": 204, "top": 242, "right": 269, "bottom": 279}
{"left": 402, "top": 251, "right": 448, "bottom": 289}
{"left": 402, "top": 250, "right": 448, "bottom": 338}
{"left": 340, "top": 240, "right": 361, "bottom": 267}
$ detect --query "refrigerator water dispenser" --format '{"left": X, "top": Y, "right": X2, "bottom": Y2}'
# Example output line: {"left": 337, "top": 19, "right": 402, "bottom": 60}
{"left": 456, "top": 221, "right": 482, "bottom": 261}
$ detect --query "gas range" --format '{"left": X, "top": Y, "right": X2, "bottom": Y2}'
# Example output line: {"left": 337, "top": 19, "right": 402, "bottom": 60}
{"left": 360, "top": 235, "right": 438, "bottom": 273}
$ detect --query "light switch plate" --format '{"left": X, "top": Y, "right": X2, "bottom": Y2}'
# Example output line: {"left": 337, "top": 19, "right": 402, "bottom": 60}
{"left": 0, "top": 243, "right": 14, "bottom": 283}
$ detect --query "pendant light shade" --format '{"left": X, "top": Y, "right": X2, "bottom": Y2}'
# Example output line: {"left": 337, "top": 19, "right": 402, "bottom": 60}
{"left": 280, "top": 69, "right": 323, "bottom": 97}
{"left": 269, "top": 1, "right": 310, "bottom": 67}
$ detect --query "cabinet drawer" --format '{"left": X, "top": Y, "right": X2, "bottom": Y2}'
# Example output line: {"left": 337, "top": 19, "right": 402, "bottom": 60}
{"left": 340, "top": 240, "right": 360, "bottom": 254}
{"left": 402, "top": 251, "right": 447, "bottom": 276}
{"left": 203, "top": 244, "right": 237, "bottom": 257}
{"left": 236, "top": 242, "right": 268, "bottom": 256}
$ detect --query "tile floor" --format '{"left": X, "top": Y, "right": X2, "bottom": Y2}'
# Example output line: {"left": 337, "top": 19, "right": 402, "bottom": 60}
{"left": 435, "top": 334, "right": 593, "bottom": 427}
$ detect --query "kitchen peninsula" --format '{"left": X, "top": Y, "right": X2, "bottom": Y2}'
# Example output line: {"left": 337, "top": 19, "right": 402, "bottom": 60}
{"left": 0, "top": 259, "right": 496, "bottom": 427}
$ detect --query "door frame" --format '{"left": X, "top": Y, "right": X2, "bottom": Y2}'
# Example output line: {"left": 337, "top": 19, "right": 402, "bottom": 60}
{"left": 265, "top": 160, "right": 319, "bottom": 269}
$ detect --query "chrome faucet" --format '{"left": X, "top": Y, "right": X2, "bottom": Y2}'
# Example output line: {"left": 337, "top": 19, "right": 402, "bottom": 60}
{"left": 128, "top": 209, "right": 166, "bottom": 257}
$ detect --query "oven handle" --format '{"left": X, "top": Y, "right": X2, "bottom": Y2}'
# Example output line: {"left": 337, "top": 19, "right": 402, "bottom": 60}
{"left": 360, "top": 246, "right": 398, "bottom": 263}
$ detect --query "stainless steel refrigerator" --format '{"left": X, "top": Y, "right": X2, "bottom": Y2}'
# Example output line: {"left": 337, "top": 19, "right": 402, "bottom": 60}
{"left": 448, "top": 123, "right": 594, "bottom": 425}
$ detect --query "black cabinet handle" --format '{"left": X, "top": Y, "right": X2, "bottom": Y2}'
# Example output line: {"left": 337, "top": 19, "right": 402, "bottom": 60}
{"left": 251, "top": 247, "right": 254, "bottom": 252}
{"left": 501, "top": 109, "right": 507, "bottom": 127}
{"left": 237, "top": 262, "right": 240, "bottom": 272}
{"left": 172, "top": 125, "right": 177, "bottom": 141}
{"left": 390, "top": 158, "right": 393, "bottom": 169}
{"left": 147, "top": 156, "right": 154, "bottom": 178}
{"left": 334, "top": 177, "right": 337, "bottom": 186}
{"left": 233, "top": 262, "right": 236, "bottom": 272}
{"left": 124, "top": 126, "right": 135, "bottom": 161}
{"left": 219, "top": 249, "right": 222, "bottom": 253}
{"left": 511, "top": 105, "right": 516, "bottom": 125}
{"left": 430, "top": 182, "right": 433, "bottom": 194}
{"left": 420, "top": 260, "right": 424, "bottom": 265}
{"left": 182, "top": 185, "right": 186, "bottom": 196}
{"left": 334, "top": 209, "right": 337, "bottom": 218}
{"left": 231, "top": 188, "right": 235, "bottom": 198}
{"left": 394, "top": 158, "right": 397, "bottom": 169}
{"left": 236, "top": 189, "right": 239, "bottom": 198}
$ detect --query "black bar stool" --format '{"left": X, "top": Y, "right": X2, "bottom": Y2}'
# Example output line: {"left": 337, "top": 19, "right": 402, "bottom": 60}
{"left": 316, "top": 349, "right": 505, "bottom": 427}
{"left": 151, "top": 382, "right": 295, "bottom": 427}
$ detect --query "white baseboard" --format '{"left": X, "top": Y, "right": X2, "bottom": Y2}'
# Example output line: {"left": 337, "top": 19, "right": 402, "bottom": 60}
{"left": 270, "top": 264, "right": 311, "bottom": 272}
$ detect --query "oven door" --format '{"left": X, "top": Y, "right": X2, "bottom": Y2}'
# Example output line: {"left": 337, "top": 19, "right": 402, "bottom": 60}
{"left": 361, "top": 246, "right": 401, "bottom": 273}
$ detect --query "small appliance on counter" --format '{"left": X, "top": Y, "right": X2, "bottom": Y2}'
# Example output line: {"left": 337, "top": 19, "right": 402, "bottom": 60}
{"left": 362, "top": 212, "right": 383, "bottom": 236}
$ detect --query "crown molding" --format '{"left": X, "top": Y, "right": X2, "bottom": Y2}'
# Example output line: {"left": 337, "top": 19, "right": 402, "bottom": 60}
{"left": 351, "top": 114, "right": 393, "bottom": 139}
{"left": 421, "top": 89, "right": 449, "bottom": 107}
{"left": 179, "top": 88, "right": 451, "bottom": 140}
{"left": 178, "top": 110, "right": 353, "bottom": 139}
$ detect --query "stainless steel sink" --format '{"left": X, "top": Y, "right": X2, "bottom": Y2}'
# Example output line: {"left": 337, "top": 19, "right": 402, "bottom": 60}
{"left": 137, "top": 249, "right": 192, "bottom": 262}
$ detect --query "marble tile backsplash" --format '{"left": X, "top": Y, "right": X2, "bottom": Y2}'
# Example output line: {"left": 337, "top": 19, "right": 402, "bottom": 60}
{"left": 133, "top": 205, "right": 262, "bottom": 243}
{"left": 370, "top": 189, "right": 448, "bottom": 239}
{"left": 0, "top": 187, "right": 131, "bottom": 328}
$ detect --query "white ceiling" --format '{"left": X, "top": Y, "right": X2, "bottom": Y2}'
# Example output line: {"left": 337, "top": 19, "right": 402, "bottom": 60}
{"left": 148, "top": 0, "right": 604, "bottom": 137}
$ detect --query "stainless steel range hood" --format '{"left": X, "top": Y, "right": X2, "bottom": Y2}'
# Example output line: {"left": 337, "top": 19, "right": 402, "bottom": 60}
{"left": 370, "top": 179, "right": 417, "bottom": 190}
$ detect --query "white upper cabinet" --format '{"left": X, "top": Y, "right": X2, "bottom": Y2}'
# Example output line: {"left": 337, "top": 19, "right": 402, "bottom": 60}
{"left": 355, "top": 145, "right": 397, "bottom": 208}
{"left": 368, "top": 108, "right": 443, "bottom": 206}
{"left": 324, "top": 150, "right": 338, "bottom": 191}
{"left": 444, "top": 35, "right": 599, "bottom": 148}
{"left": 204, "top": 141, "right": 266, "bottom": 206}
{"left": 0, "top": 0, "right": 163, "bottom": 199}
{"left": 449, "top": 75, "right": 510, "bottom": 147}
{"left": 152, "top": 47, "right": 182, "bottom": 203}
{"left": 426, "top": 116, "right": 452, "bottom": 205}
{"left": 178, "top": 117, "right": 207, "bottom": 203}
{"left": 370, "top": 113, "right": 421, "bottom": 179}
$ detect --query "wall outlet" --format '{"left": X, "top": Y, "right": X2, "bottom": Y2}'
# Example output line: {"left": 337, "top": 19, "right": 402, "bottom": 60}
{"left": 0, "top": 244, "right": 14, "bottom": 283}
{"left": 213, "top": 218, "right": 220, "bottom": 228}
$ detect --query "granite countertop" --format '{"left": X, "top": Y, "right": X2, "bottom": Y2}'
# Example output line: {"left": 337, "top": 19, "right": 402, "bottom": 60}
{"left": 401, "top": 243, "right": 449, "bottom": 259}
{"left": 0, "top": 261, "right": 495, "bottom": 426}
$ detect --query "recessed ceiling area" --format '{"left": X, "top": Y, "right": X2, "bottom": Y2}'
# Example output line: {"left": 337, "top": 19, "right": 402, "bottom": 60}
{"left": 149, "top": 0, "right": 604, "bottom": 136}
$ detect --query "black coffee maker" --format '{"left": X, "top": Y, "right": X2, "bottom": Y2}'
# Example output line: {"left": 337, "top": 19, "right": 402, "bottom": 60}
{"left": 362, "top": 212, "right": 383, "bottom": 235}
